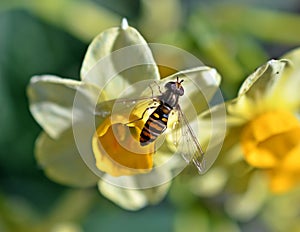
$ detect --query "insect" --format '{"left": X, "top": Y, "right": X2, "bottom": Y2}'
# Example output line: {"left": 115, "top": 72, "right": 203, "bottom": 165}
{"left": 139, "top": 78, "right": 184, "bottom": 146}
{"left": 96, "top": 77, "right": 206, "bottom": 173}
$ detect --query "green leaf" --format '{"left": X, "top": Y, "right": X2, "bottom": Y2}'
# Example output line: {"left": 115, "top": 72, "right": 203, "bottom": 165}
{"left": 174, "top": 207, "right": 210, "bottom": 232}
{"left": 213, "top": 6, "right": 300, "bottom": 45}
{"left": 0, "top": 71, "right": 16, "bottom": 143}
{"left": 188, "top": 10, "right": 244, "bottom": 87}
{"left": 27, "top": 75, "right": 99, "bottom": 139}
{"left": 80, "top": 21, "right": 160, "bottom": 100}
{"left": 211, "top": 215, "right": 240, "bottom": 232}
{"left": 35, "top": 130, "right": 98, "bottom": 187}
{"left": 24, "top": 0, "right": 121, "bottom": 42}
{"left": 45, "top": 189, "right": 96, "bottom": 223}
{"left": 138, "top": 0, "right": 181, "bottom": 40}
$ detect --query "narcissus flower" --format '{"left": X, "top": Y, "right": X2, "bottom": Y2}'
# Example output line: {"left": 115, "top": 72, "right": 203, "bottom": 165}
{"left": 205, "top": 48, "right": 300, "bottom": 194}
{"left": 27, "top": 20, "right": 221, "bottom": 210}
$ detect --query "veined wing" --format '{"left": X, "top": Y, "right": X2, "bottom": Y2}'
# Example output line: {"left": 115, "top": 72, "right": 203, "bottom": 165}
{"left": 94, "top": 95, "right": 161, "bottom": 118}
{"left": 94, "top": 79, "right": 164, "bottom": 118}
{"left": 173, "top": 105, "right": 206, "bottom": 174}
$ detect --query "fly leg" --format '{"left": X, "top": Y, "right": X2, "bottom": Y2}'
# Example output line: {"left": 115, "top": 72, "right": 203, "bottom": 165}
{"left": 152, "top": 81, "right": 162, "bottom": 94}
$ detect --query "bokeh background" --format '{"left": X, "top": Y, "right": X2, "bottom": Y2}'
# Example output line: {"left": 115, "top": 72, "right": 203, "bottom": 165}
{"left": 1, "top": 0, "right": 300, "bottom": 231}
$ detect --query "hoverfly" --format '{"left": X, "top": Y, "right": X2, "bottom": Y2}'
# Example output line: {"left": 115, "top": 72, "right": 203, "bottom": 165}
{"left": 139, "top": 78, "right": 185, "bottom": 146}
{"left": 95, "top": 77, "right": 206, "bottom": 173}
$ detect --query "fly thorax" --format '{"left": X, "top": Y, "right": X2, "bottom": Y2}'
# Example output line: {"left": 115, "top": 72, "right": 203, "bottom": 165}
{"left": 160, "top": 91, "right": 180, "bottom": 108}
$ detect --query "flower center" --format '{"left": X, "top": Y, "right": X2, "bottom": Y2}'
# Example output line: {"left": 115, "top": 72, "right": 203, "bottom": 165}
{"left": 92, "top": 115, "right": 155, "bottom": 177}
{"left": 241, "top": 110, "right": 300, "bottom": 168}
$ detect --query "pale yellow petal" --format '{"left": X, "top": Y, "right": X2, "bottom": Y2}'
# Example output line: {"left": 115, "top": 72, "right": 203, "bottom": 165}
{"left": 238, "top": 59, "right": 288, "bottom": 102}
{"left": 80, "top": 21, "right": 160, "bottom": 99}
{"left": 35, "top": 130, "right": 98, "bottom": 187}
{"left": 281, "top": 47, "right": 300, "bottom": 67}
{"left": 274, "top": 48, "right": 300, "bottom": 110}
{"left": 98, "top": 178, "right": 171, "bottom": 211}
{"left": 225, "top": 171, "right": 269, "bottom": 221}
{"left": 27, "top": 75, "right": 99, "bottom": 139}
{"left": 188, "top": 166, "right": 228, "bottom": 197}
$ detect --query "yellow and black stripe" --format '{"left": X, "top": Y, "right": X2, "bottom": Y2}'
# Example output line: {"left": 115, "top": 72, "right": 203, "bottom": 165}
{"left": 140, "top": 104, "right": 172, "bottom": 146}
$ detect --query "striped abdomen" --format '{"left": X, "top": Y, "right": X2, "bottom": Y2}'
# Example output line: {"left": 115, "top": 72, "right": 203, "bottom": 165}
{"left": 140, "top": 104, "right": 172, "bottom": 146}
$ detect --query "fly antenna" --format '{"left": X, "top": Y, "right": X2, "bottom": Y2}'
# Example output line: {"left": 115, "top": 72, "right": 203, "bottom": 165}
{"left": 176, "top": 76, "right": 184, "bottom": 83}
{"left": 177, "top": 76, "right": 184, "bottom": 84}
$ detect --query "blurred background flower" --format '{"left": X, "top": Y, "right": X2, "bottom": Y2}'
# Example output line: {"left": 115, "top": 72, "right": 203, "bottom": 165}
{"left": 2, "top": 0, "right": 300, "bottom": 231}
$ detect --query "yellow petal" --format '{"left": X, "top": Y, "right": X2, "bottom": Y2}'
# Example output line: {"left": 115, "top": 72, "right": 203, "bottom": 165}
{"left": 92, "top": 115, "right": 154, "bottom": 177}
{"left": 282, "top": 144, "right": 300, "bottom": 172}
{"left": 241, "top": 110, "right": 300, "bottom": 168}
{"left": 268, "top": 170, "right": 300, "bottom": 194}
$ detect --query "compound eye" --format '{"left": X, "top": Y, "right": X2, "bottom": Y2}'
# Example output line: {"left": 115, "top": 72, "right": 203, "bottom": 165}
{"left": 164, "top": 82, "right": 171, "bottom": 89}
{"left": 165, "top": 82, "right": 175, "bottom": 90}
{"left": 179, "top": 87, "right": 184, "bottom": 96}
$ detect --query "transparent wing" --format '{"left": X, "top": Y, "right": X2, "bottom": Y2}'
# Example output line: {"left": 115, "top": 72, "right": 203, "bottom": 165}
{"left": 94, "top": 80, "right": 162, "bottom": 119}
{"left": 94, "top": 95, "right": 162, "bottom": 127}
{"left": 172, "top": 105, "right": 206, "bottom": 174}
{"left": 94, "top": 96, "right": 158, "bottom": 115}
